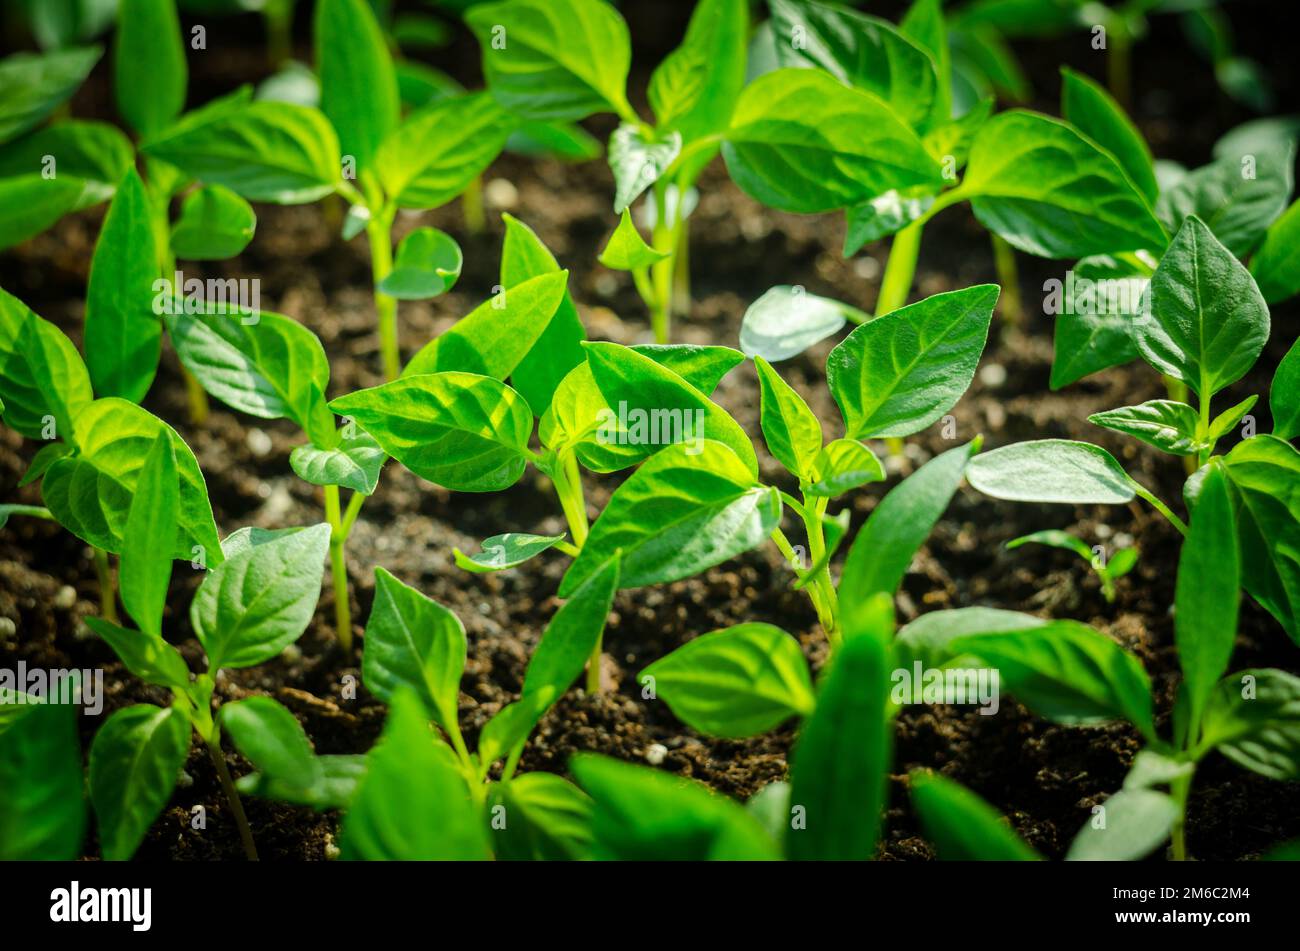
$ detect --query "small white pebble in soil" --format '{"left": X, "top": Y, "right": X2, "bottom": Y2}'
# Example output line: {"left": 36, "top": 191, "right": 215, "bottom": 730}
{"left": 246, "top": 428, "right": 274, "bottom": 457}
{"left": 593, "top": 272, "right": 620, "bottom": 300}
{"left": 978, "top": 363, "right": 1008, "bottom": 388}
{"left": 280, "top": 644, "right": 302, "bottom": 664}
{"left": 485, "top": 178, "right": 518, "bottom": 210}
{"left": 1095, "top": 523, "right": 1114, "bottom": 539}
{"left": 54, "top": 585, "right": 77, "bottom": 610}
{"left": 324, "top": 834, "right": 341, "bottom": 861}
{"left": 854, "top": 256, "right": 882, "bottom": 281}
{"left": 1113, "top": 532, "right": 1135, "bottom": 549}
{"left": 176, "top": 769, "right": 194, "bottom": 789}
{"left": 0, "top": 616, "right": 16, "bottom": 640}
{"left": 645, "top": 743, "right": 668, "bottom": 766}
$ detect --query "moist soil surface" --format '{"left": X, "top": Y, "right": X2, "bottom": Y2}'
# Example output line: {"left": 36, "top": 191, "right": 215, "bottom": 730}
{"left": 1, "top": 3, "right": 1297, "bottom": 860}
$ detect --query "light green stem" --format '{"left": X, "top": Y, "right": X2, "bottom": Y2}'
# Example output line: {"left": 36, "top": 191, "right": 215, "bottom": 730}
{"left": 207, "top": 738, "right": 259, "bottom": 860}
{"left": 1133, "top": 485, "right": 1189, "bottom": 536}
{"left": 462, "top": 176, "right": 486, "bottom": 235}
{"left": 876, "top": 221, "right": 924, "bottom": 316}
{"left": 367, "top": 210, "right": 400, "bottom": 382}
{"left": 990, "top": 233, "right": 1023, "bottom": 327}
{"left": 1169, "top": 770, "right": 1193, "bottom": 861}
{"left": 323, "top": 484, "right": 353, "bottom": 652}
{"left": 93, "top": 547, "right": 118, "bottom": 623}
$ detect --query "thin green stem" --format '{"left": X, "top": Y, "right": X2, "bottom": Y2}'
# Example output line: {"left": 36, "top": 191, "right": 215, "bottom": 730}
{"left": 206, "top": 738, "right": 259, "bottom": 861}
{"left": 462, "top": 176, "right": 486, "bottom": 235}
{"left": 323, "top": 484, "right": 353, "bottom": 652}
{"left": 1133, "top": 484, "right": 1189, "bottom": 536}
{"left": 990, "top": 233, "right": 1023, "bottom": 328}
{"left": 340, "top": 490, "right": 365, "bottom": 538}
{"left": 877, "top": 222, "right": 923, "bottom": 316}
{"left": 367, "top": 208, "right": 400, "bottom": 381}
{"left": 92, "top": 547, "right": 118, "bottom": 623}
{"left": 649, "top": 185, "right": 673, "bottom": 343}
{"left": 1169, "top": 770, "right": 1193, "bottom": 861}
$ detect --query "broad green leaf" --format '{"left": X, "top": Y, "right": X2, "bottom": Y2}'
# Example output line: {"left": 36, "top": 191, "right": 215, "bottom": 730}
{"left": 219, "top": 525, "right": 301, "bottom": 560}
{"left": 290, "top": 430, "right": 385, "bottom": 495}
{"left": 85, "top": 617, "right": 190, "bottom": 690}
{"left": 598, "top": 208, "right": 669, "bottom": 271}
{"left": 500, "top": 214, "right": 586, "bottom": 416}
{"left": 843, "top": 188, "right": 935, "bottom": 255}
{"left": 507, "top": 119, "right": 603, "bottom": 161}
{"left": 363, "top": 567, "right": 466, "bottom": 733}
{"left": 1156, "top": 143, "right": 1295, "bottom": 259}
{"left": 571, "top": 754, "right": 778, "bottom": 860}
{"left": 314, "top": 0, "right": 399, "bottom": 170}
{"left": 142, "top": 101, "right": 341, "bottom": 204}
{"left": 1047, "top": 251, "right": 1153, "bottom": 389}
{"left": 89, "top": 703, "right": 189, "bottom": 860}
{"left": 1088, "top": 400, "right": 1203, "bottom": 456}
{"left": 453, "top": 532, "right": 564, "bottom": 573}
{"left": 965, "top": 439, "right": 1136, "bottom": 504}
{"left": 1138, "top": 217, "right": 1269, "bottom": 399}
{"left": 1051, "top": 310, "right": 1141, "bottom": 390}
{"left": 377, "top": 227, "right": 462, "bottom": 300}
{"left": 0, "top": 46, "right": 101, "bottom": 144}
{"left": 895, "top": 606, "right": 1046, "bottom": 671}
{"left": 840, "top": 440, "right": 978, "bottom": 612}
{"left": 910, "top": 771, "right": 1040, "bottom": 861}
{"left": 170, "top": 184, "right": 256, "bottom": 261}
{"left": 787, "top": 633, "right": 891, "bottom": 860}
{"left": 1272, "top": 336, "right": 1300, "bottom": 439}
{"left": 962, "top": 110, "right": 1167, "bottom": 258}
{"left": 754, "top": 356, "right": 821, "bottom": 480}
{"left": 745, "top": 781, "right": 791, "bottom": 844}
{"left": 951, "top": 620, "right": 1155, "bottom": 736}
{"left": 1250, "top": 198, "right": 1300, "bottom": 303}
{"left": 559, "top": 441, "right": 779, "bottom": 597}
{"left": 119, "top": 433, "right": 177, "bottom": 638}
{"left": 723, "top": 69, "right": 943, "bottom": 214}
{"left": 0, "top": 287, "right": 92, "bottom": 441}
{"left": 1176, "top": 466, "right": 1239, "bottom": 729}
{"left": 403, "top": 272, "right": 568, "bottom": 380}
{"left": 340, "top": 689, "right": 489, "bottom": 860}
{"left": 330, "top": 372, "right": 533, "bottom": 492}
{"left": 465, "top": 0, "right": 633, "bottom": 122}
{"left": 375, "top": 92, "right": 514, "bottom": 210}
{"left": 739, "top": 285, "right": 867, "bottom": 363}
{"left": 647, "top": 0, "right": 747, "bottom": 146}
{"left": 0, "top": 692, "right": 85, "bottom": 860}
{"left": 191, "top": 523, "right": 330, "bottom": 670}
{"left": 237, "top": 754, "right": 365, "bottom": 811}
{"left": 1065, "top": 788, "right": 1177, "bottom": 861}
{"left": 640, "top": 623, "right": 815, "bottom": 738}
{"left": 0, "top": 174, "right": 86, "bottom": 250}
{"left": 257, "top": 59, "right": 321, "bottom": 107}
{"left": 900, "top": 0, "right": 951, "bottom": 126}
{"left": 1060, "top": 67, "right": 1158, "bottom": 203}
{"left": 608, "top": 123, "right": 680, "bottom": 214}
{"left": 0, "top": 119, "right": 134, "bottom": 208}
{"left": 1200, "top": 668, "right": 1300, "bottom": 780}
{"left": 220, "top": 696, "right": 322, "bottom": 793}
{"left": 631, "top": 345, "right": 744, "bottom": 396}
{"left": 921, "top": 97, "right": 994, "bottom": 172}
{"left": 490, "top": 773, "right": 594, "bottom": 861}
{"left": 804, "top": 438, "right": 884, "bottom": 498}
{"left": 42, "top": 399, "right": 221, "bottom": 560}
{"left": 769, "top": 0, "right": 938, "bottom": 131}
{"left": 85, "top": 168, "right": 160, "bottom": 403}
{"left": 1007, "top": 529, "right": 1095, "bottom": 562}
{"left": 828, "top": 284, "right": 998, "bottom": 439}
{"left": 115, "top": 0, "right": 186, "bottom": 138}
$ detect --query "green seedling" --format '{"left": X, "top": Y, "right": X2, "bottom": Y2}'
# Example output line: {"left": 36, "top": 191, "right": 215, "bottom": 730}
{"left": 1006, "top": 530, "right": 1138, "bottom": 603}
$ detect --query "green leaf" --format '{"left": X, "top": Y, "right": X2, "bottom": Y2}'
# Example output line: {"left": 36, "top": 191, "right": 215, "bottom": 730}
{"left": 723, "top": 68, "right": 943, "bottom": 214}
{"left": 0, "top": 287, "right": 92, "bottom": 441}
{"left": 843, "top": 188, "right": 935, "bottom": 255}
{"left": 341, "top": 689, "right": 489, "bottom": 860}
{"left": 827, "top": 284, "right": 998, "bottom": 439}
{"left": 640, "top": 623, "right": 815, "bottom": 738}
{"left": 375, "top": 92, "right": 515, "bottom": 210}
{"left": 0, "top": 46, "right": 101, "bottom": 144}
{"left": 1176, "top": 466, "right": 1239, "bottom": 729}
{"left": 119, "top": 433, "right": 178, "bottom": 638}
{"left": 1137, "top": 217, "right": 1269, "bottom": 399}
{"left": 507, "top": 120, "right": 603, "bottom": 162}
{"left": 170, "top": 184, "right": 256, "bottom": 261}
{"left": 1200, "top": 669, "right": 1300, "bottom": 780}
{"left": 629, "top": 344, "right": 744, "bottom": 396}
{"left": 571, "top": 754, "right": 778, "bottom": 860}
{"left": 0, "top": 503, "right": 53, "bottom": 527}
{"left": 608, "top": 123, "right": 680, "bottom": 214}
{"left": 289, "top": 430, "right": 385, "bottom": 495}
{"left": 739, "top": 285, "right": 866, "bottom": 363}
{"left": 895, "top": 606, "right": 1046, "bottom": 672}
{"left": 921, "top": 97, "right": 994, "bottom": 172}
{"left": 951, "top": 620, "right": 1155, "bottom": 736}
{"left": 1250, "top": 198, "right": 1300, "bottom": 303}
{"left": 1088, "top": 400, "right": 1203, "bottom": 456}
{"left": 787, "top": 632, "right": 891, "bottom": 860}
{"left": 900, "top": 0, "right": 951, "bottom": 126}
{"left": 314, "top": 0, "right": 400, "bottom": 170}
{"left": 114, "top": 0, "right": 186, "bottom": 138}
{"left": 1272, "top": 336, "right": 1300, "bottom": 439}
{"left": 42, "top": 399, "right": 221, "bottom": 560}
{"left": 1065, "top": 788, "right": 1177, "bottom": 861}
{"left": 0, "top": 120, "right": 135, "bottom": 209}
{"left": 453, "top": 532, "right": 565, "bottom": 573}
{"left": 647, "top": 0, "right": 747, "bottom": 146}
{"left": 363, "top": 567, "right": 466, "bottom": 733}
{"left": 221, "top": 696, "right": 322, "bottom": 793}
{"left": 85, "top": 617, "right": 190, "bottom": 690}
{"left": 805, "top": 438, "right": 884, "bottom": 498}
{"left": 490, "top": 773, "right": 594, "bottom": 861}
{"left": 754, "top": 356, "right": 822, "bottom": 480}
{"left": 1060, "top": 67, "right": 1157, "bottom": 204}
{"left": 142, "top": 101, "right": 341, "bottom": 204}
{"left": 89, "top": 703, "right": 189, "bottom": 860}
{"left": 1007, "top": 529, "right": 1095, "bottom": 562}
{"left": 598, "top": 208, "right": 669, "bottom": 270}
{"left": 559, "top": 441, "right": 779, "bottom": 597}
{"left": 237, "top": 754, "right": 365, "bottom": 812}
{"left": 330, "top": 372, "right": 533, "bottom": 492}
{"left": 0, "top": 692, "right": 85, "bottom": 860}
{"left": 377, "top": 227, "right": 462, "bottom": 300}
{"left": 403, "top": 272, "right": 568, "bottom": 380}
{"left": 965, "top": 439, "right": 1136, "bottom": 504}
{"left": 962, "top": 110, "right": 1167, "bottom": 258}
{"left": 1156, "top": 143, "right": 1295, "bottom": 258}
{"left": 466, "top": 0, "right": 633, "bottom": 122}
{"left": 769, "top": 0, "right": 939, "bottom": 131}
{"left": 840, "top": 440, "right": 978, "bottom": 610}
{"left": 191, "top": 523, "right": 330, "bottom": 670}
{"left": 0, "top": 174, "right": 86, "bottom": 250}
{"left": 910, "top": 771, "right": 1040, "bottom": 861}
{"left": 85, "top": 168, "right": 160, "bottom": 403}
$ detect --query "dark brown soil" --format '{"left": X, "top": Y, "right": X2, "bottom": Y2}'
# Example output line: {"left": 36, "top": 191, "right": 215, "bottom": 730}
{"left": 1, "top": 2, "right": 1297, "bottom": 861}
